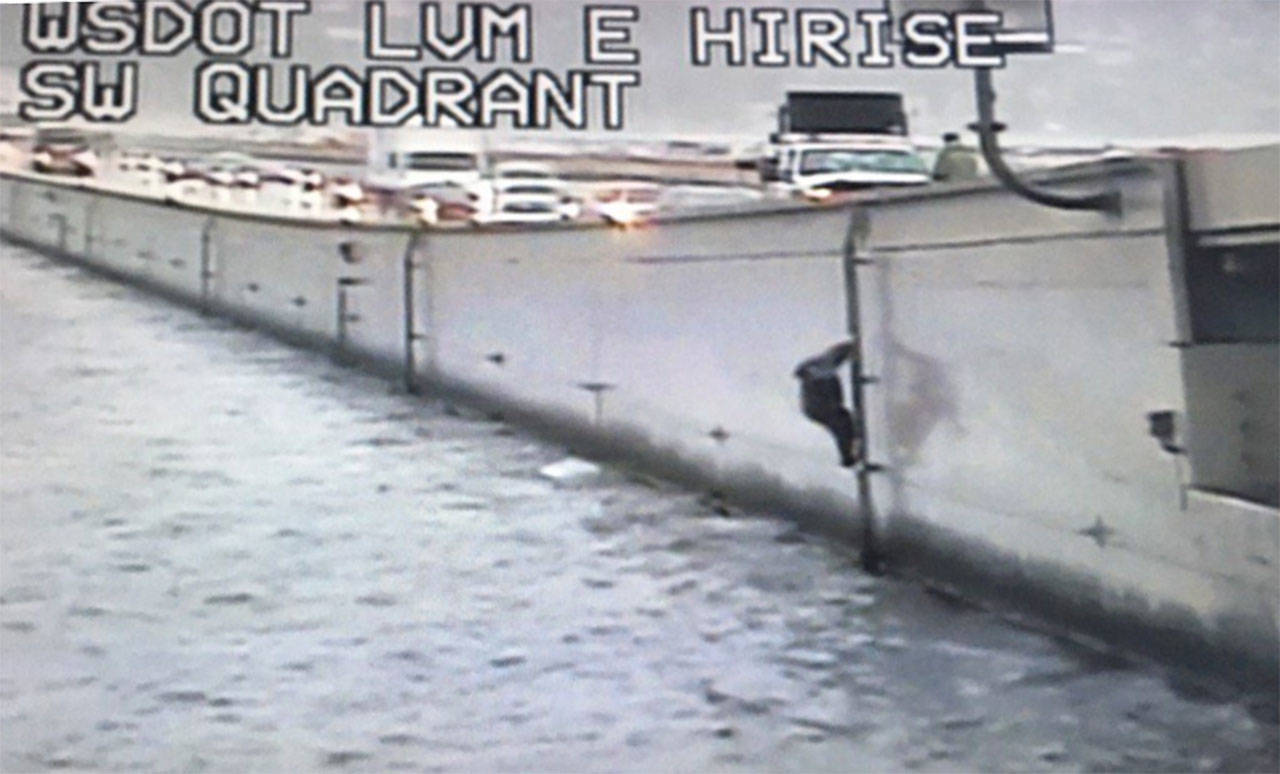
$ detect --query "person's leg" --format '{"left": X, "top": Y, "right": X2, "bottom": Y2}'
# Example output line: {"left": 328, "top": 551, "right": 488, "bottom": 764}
{"left": 829, "top": 407, "right": 856, "bottom": 467}
{"left": 801, "top": 376, "right": 857, "bottom": 466}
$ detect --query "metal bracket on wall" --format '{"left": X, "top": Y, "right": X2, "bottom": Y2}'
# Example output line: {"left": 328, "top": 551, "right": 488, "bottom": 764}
{"left": 339, "top": 241, "right": 362, "bottom": 265}
{"left": 577, "top": 381, "right": 615, "bottom": 426}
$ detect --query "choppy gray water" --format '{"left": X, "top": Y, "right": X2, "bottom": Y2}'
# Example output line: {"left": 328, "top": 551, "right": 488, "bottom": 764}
{"left": 1, "top": 242, "right": 1276, "bottom": 773}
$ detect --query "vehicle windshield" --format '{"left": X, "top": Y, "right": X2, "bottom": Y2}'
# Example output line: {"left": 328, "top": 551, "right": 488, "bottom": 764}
{"left": 497, "top": 167, "right": 552, "bottom": 179}
{"left": 504, "top": 201, "right": 555, "bottom": 212}
{"left": 503, "top": 185, "right": 558, "bottom": 195}
{"left": 405, "top": 152, "right": 478, "bottom": 171}
{"left": 408, "top": 183, "right": 466, "bottom": 200}
{"left": 799, "top": 149, "right": 927, "bottom": 175}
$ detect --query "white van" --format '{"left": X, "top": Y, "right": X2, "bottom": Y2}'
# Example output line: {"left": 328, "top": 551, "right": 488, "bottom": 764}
{"left": 382, "top": 149, "right": 484, "bottom": 189}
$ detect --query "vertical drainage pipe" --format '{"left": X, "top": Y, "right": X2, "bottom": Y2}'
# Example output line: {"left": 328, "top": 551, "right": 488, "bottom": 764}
{"left": 971, "top": 67, "right": 1121, "bottom": 215}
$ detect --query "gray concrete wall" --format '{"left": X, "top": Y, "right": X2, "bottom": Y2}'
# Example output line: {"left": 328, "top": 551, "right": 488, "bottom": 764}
{"left": 0, "top": 173, "right": 864, "bottom": 522}
{"left": 1182, "top": 345, "right": 1279, "bottom": 503}
{"left": 855, "top": 164, "right": 1278, "bottom": 680}
{"left": 421, "top": 208, "right": 857, "bottom": 505}
{"left": 1184, "top": 145, "right": 1280, "bottom": 232}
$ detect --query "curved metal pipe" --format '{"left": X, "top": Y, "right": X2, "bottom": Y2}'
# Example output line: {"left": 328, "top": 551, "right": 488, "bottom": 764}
{"left": 969, "top": 67, "right": 1121, "bottom": 215}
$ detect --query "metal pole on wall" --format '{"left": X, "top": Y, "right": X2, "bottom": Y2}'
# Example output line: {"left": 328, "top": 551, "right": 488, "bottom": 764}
{"left": 335, "top": 282, "right": 349, "bottom": 355}
{"left": 336, "top": 241, "right": 367, "bottom": 361}
{"left": 199, "top": 217, "right": 215, "bottom": 314}
{"left": 402, "top": 231, "right": 423, "bottom": 394}
{"left": 843, "top": 207, "right": 884, "bottom": 575}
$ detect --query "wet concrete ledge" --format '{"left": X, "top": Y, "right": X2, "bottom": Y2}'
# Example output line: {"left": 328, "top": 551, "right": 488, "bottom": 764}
{"left": 889, "top": 516, "right": 1279, "bottom": 721}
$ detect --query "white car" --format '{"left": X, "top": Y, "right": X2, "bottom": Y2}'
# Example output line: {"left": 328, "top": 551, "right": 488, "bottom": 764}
{"left": 32, "top": 144, "right": 97, "bottom": 177}
{"left": 471, "top": 180, "right": 580, "bottom": 225}
{"left": 471, "top": 162, "right": 580, "bottom": 225}
{"left": 588, "top": 181, "right": 662, "bottom": 226}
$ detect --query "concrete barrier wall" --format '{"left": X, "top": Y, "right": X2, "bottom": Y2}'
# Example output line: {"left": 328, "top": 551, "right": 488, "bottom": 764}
{"left": 2, "top": 162, "right": 1276, "bottom": 681}
{"left": 2, "top": 175, "right": 863, "bottom": 520}
{"left": 0, "top": 177, "right": 416, "bottom": 369}
{"left": 1184, "top": 145, "right": 1280, "bottom": 231}
{"left": 859, "top": 174, "right": 1180, "bottom": 543}
{"left": 2, "top": 178, "right": 93, "bottom": 252}
{"left": 423, "top": 207, "right": 857, "bottom": 508}
{"left": 856, "top": 168, "right": 1278, "bottom": 678}
{"left": 91, "top": 195, "right": 209, "bottom": 299}
{"left": 206, "top": 219, "right": 411, "bottom": 364}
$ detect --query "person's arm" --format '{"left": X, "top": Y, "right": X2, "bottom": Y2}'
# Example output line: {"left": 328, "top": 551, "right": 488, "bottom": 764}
{"left": 793, "top": 340, "right": 856, "bottom": 376}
